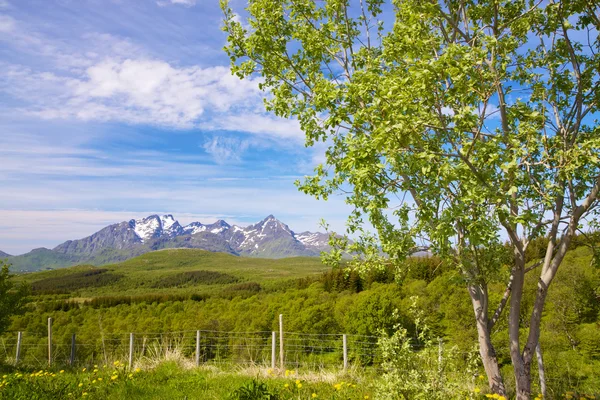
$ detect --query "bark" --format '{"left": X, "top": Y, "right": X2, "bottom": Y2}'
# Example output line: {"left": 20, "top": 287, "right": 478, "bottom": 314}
{"left": 536, "top": 342, "right": 547, "bottom": 398}
{"left": 508, "top": 250, "right": 532, "bottom": 400}
{"left": 468, "top": 284, "right": 506, "bottom": 395}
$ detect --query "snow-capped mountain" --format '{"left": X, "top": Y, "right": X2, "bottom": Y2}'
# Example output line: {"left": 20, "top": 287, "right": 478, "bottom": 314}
{"left": 8, "top": 214, "right": 336, "bottom": 271}
{"left": 131, "top": 214, "right": 183, "bottom": 242}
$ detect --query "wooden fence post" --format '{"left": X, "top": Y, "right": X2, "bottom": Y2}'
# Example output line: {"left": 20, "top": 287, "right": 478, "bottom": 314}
{"left": 279, "top": 314, "right": 284, "bottom": 370}
{"left": 15, "top": 331, "right": 22, "bottom": 365}
{"left": 128, "top": 333, "right": 134, "bottom": 370}
{"left": 70, "top": 333, "right": 76, "bottom": 366}
{"left": 271, "top": 331, "right": 276, "bottom": 370}
{"left": 343, "top": 334, "right": 348, "bottom": 371}
{"left": 195, "top": 330, "right": 201, "bottom": 367}
{"left": 48, "top": 317, "right": 52, "bottom": 367}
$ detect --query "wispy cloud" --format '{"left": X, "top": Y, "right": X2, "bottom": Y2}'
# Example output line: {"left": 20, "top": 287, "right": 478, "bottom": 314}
{"left": 157, "top": 0, "right": 197, "bottom": 7}
{"left": 202, "top": 136, "right": 252, "bottom": 164}
{"left": 0, "top": 14, "right": 15, "bottom": 32}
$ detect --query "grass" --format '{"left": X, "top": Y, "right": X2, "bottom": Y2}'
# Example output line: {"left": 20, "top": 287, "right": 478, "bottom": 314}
{"left": 0, "top": 361, "right": 377, "bottom": 400}
{"left": 15, "top": 249, "right": 330, "bottom": 298}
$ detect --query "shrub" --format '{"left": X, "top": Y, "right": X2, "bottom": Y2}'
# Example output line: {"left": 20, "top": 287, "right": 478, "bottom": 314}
{"left": 229, "top": 379, "right": 279, "bottom": 400}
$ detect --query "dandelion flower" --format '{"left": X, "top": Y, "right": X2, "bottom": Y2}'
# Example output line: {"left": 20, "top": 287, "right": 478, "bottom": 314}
{"left": 111, "top": 375, "right": 118, "bottom": 380}
{"left": 60, "top": 370, "right": 65, "bottom": 374}
{"left": 78, "top": 383, "right": 83, "bottom": 387}
{"left": 284, "top": 383, "right": 289, "bottom": 388}
{"left": 297, "top": 383, "right": 303, "bottom": 389}
{"left": 312, "top": 394, "right": 317, "bottom": 398}
{"left": 474, "top": 388, "right": 481, "bottom": 393}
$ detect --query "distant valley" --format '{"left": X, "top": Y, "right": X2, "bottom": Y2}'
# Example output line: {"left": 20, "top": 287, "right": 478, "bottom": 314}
{"left": 1, "top": 215, "right": 333, "bottom": 272}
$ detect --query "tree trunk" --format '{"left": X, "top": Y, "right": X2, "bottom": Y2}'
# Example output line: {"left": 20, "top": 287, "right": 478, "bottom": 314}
{"left": 468, "top": 284, "right": 506, "bottom": 395}
{"left": 536, "top": 342, "right": 547, "bottom": 398}
{"left": 508, "top": 251, "right": 532, "bottom": 400}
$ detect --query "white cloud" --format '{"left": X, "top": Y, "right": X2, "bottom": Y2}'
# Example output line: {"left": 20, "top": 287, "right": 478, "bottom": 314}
{"left": 208, "top": 113, "right": 304, "bottom": 140}
{"left": 156, "top": 0, "right": 196, "bottom": 7}
{"left": 2, "top": 57, "right": 303, "bottom": 139}
{"left": 0, "top": 14, "right": 15, "bottom": 32}
{"left": 202, "top": 136, "right": 251, "bottom": 164}
{"left": 3, "top": 59, "right": 251, "bottom": 124}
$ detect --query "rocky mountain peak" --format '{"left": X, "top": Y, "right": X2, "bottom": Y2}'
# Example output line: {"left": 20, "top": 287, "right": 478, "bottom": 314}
{"left": 205, "top": 219, "right": 231, "bottom": 234}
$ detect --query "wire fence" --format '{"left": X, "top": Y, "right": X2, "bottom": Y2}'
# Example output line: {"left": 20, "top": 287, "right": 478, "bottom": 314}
{"left": 0, "top": 320, "right": 383, "bottom": 371}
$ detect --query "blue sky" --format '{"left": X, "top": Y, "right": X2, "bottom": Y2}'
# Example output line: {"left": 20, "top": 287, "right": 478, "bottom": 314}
{"left": 0, "top": 0, "right": 350, "bottom": 255}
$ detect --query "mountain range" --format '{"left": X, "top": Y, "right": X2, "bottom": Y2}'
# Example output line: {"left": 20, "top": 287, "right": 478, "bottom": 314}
{"left": 1, "top": 215, "right": 333, "bottom": 272}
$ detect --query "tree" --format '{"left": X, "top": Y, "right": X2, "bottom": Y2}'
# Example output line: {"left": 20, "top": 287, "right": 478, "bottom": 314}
{"left": 0, "top": 261, "right": 29, "bottom": 336}
{"left": 221, "top": 0, "right": 600, "bottom": 398}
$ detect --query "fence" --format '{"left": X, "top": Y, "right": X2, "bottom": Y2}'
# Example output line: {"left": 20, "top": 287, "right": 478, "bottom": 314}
{"left": 0, "top": 316, "right": 382, "bottom": 371}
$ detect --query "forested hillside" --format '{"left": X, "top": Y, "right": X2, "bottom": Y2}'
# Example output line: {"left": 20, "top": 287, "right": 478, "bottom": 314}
{"left": 4, "top": 245, "right": 599, "bottom": 394}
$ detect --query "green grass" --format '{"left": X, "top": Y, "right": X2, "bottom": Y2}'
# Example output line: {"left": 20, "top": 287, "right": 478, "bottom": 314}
{"left": 0, "top": 362, "right": 376, "bottom": 400}
{"left": 16, "top": 249, "right": 330, "bottom": 298}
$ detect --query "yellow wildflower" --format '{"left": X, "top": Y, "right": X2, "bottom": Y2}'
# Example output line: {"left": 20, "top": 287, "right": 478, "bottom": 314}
{"left": 98, "top": 378, "right": 103, "bottom": 381}
{"left": 284, "top": 383, "right": 289, "bottom": 388}
{"left": 297, "top": 383, "right": 303, "bottom": 389}
{"left": 82, "top": 368, "right": 86, "bottom": 372}
{"left": 128, "top": 374, "right": 133, "bottom": 378}
{"left": 479, "top": 375, "right": 485, "bottom": 380}
{"left": 474, "top": 388, "right": 481, "bottom": 394}
{"left": 82, "top": 392, "right": 88, "bottom": 397}
{"left": 312, "top": 394, "right": 317, "bottom": 398}
{"left": 60, "top": 370, "right": 65, "bottom": 374}
{"left": 78, "top": 383, "right": 83, "bottom": 387}
{"left": 111, "top": 375, "right": 118, "bottom": 380}
{"left": 296, "top": 379, "right": 300, "bottom": 384}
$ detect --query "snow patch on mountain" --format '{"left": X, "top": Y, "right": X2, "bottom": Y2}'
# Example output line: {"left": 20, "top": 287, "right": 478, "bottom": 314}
{"left": 295, "top": 232, "right": 330, "bottom": 248}
{"left": 183, "top": 222, "right": 206, "bottom": 235}
{"left": 132, "top": 215, "right": 161, "bottom": 242}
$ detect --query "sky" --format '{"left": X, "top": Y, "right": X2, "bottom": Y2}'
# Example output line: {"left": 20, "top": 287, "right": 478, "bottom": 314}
{"left": 0, "top": 0, "right": 351, "bottom": 255}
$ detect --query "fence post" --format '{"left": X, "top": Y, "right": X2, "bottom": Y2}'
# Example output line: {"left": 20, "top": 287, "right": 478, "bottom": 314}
{"left": 271, "top": 331, "right": 276, "bottom": 370}
{"left": 195, "top": 330, "right": 200, "bottom": 367}
{"left": 128, "top": 333, "right": 134, "bottom": 370}
{"left": 343, "top": 334, "right": 348, "bottom": 371}
{"left": 48, "top": 317, "right": 52, "bottom": 367}
{"left": 279, "top": 314, "right": 284, "bottom": 370}
{"left": 15, "top": 331, "right": 22, "bottom": 365}
{"left": 70, "top": 333, "right": 76, "bottom": 366}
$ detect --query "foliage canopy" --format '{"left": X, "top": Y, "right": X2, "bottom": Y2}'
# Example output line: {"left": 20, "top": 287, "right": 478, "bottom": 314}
{"left": 221, "top": 0, "right": 600, "bottom": 397}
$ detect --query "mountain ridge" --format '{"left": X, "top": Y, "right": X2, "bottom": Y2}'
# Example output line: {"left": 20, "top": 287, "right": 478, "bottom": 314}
{"left": 6, "top": 214, "right": 336, "bottom": 272}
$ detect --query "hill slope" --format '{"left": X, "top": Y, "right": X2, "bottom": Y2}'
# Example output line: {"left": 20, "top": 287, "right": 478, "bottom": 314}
{"left": 16, "top": 248, "right": 331, "bottom": 297}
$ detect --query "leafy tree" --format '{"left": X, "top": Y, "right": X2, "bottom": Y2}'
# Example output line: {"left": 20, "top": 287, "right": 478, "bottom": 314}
{"left": 221, "top": 0, "right": 600, "bottom": 398}
{"left": 0, "top": 261, "right": 29, "bottom": 336}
